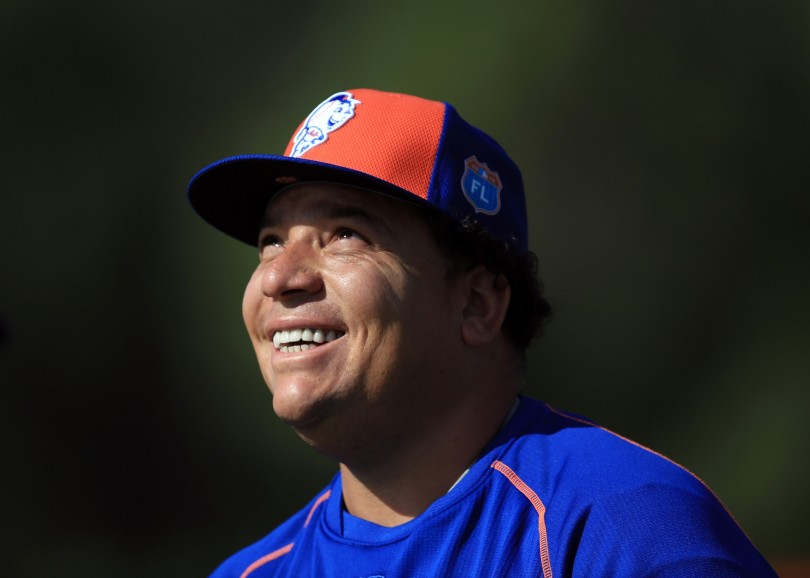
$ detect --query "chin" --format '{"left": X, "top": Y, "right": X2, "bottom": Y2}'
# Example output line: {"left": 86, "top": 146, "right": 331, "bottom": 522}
{"left": 272, "top": 390, "right": 336, "bottom": 431}
{"left": 273, "top": 396, "right": 320, "bottom": 427}
{"left": 275, "top": 401, "right": 356, "bottom": 461}
{"left": 290, "top": 419, "right": 351, "bottom": 462}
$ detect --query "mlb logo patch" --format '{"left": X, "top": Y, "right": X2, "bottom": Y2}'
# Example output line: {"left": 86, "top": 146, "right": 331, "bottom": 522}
{"left": 461, "top": 156, "right": 502, "bottom": 215}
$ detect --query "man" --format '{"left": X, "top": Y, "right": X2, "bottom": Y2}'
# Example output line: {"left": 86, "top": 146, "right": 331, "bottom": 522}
{"left": 188, "top": 89, "right": 776, "bottom": 577}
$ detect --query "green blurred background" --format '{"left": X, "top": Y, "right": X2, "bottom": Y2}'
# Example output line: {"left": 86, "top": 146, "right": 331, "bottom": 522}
{"left": 1, "top": 0, "right": 808, "bottom": 575}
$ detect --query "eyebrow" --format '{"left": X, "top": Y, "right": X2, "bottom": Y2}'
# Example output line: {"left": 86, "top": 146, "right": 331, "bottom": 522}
{"left": 262, "top": 200, "right": 393, "bottom": 235}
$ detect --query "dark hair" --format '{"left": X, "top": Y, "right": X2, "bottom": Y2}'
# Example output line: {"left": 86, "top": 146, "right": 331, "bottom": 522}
{"left": 423, "top": 211, "right": 552, "bottom": 352}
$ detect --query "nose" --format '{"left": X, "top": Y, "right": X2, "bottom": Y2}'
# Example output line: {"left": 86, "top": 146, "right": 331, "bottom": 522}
{"left": 260, "top": 241, "right": 324, "bottom": 301}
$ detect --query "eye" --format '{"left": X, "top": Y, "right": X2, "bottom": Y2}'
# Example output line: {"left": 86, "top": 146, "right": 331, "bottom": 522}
{"left": 335, "top": 228, "right": 366, "bottom": 242}
{"left": 259, "top": 233, "right": 283, "bottom": 248}
{"left": 258, "top": 233, "right": 283, "bottom": 258}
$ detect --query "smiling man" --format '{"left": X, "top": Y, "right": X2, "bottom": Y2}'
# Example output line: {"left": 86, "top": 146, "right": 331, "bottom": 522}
{"left": 188, "top": 89, "right": 776, "bottom": 577}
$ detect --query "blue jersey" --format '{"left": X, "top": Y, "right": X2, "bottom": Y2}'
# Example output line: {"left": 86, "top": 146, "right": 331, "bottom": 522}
{"left": 210, "top": 396, "right": 776, "bottom": 577}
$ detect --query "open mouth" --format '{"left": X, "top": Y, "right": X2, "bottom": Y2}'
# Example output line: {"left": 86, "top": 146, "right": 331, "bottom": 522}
{"left": 272, "top": 328, "right": 346, "bottom": 353}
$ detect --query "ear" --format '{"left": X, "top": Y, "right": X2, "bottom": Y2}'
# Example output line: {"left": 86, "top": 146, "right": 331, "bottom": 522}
{"left": 459, "top": 265, "right": 511, "bottom": 347}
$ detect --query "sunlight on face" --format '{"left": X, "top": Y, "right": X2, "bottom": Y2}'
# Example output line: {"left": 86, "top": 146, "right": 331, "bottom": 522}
{"left": 241, "top": 184, "right": 465, "bottom": 455}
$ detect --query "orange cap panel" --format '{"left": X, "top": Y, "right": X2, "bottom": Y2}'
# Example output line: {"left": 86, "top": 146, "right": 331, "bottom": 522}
{"left": 283, "top": 89, "right": 445, "bottom": 200}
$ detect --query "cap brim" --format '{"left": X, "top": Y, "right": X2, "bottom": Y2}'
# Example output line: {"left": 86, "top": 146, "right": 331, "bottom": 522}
{"left": 187, "top": 154, "right": 433, "bottom": 246}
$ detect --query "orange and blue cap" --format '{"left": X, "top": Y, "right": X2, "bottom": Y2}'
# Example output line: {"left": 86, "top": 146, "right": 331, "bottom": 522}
{"left": 188, "top": 89, "right": 528, "bottom": 251}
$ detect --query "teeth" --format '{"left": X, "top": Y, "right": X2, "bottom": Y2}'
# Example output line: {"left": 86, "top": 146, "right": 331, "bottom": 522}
{"left": 272, "top": 328, "right": 344, "bottom": 350}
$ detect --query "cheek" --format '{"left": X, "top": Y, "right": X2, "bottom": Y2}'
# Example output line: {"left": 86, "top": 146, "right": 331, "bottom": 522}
{"left": 242, "top": 271, "right": 263, "bottom": 338}
{"left": 340, "top": 261, "right": 408, "bottom": 322}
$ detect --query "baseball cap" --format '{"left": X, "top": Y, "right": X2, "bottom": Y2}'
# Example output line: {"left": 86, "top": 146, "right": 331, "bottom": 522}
{"left": 187, "top": 88, "right": 528, "bottom": 251}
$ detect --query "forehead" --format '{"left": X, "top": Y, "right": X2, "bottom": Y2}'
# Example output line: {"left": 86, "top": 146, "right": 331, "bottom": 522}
{"left": 259, "top": 182, "right": 452, "bottom": 273}
{"left": 262, "top": 183, "right": 422, "bottom": 229}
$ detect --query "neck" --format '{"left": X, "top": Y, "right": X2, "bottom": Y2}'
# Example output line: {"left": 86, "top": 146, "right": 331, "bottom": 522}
{"left": 339, "top": 392, "right": 517, "bottom": 527}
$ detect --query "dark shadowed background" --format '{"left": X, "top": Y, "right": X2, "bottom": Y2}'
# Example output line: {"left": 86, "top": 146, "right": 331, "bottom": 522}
{"left": 1, "top": 1, "right": 808, "bottom": 576}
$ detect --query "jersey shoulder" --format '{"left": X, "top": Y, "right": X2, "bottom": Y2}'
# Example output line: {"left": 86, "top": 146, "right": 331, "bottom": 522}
{"left": 504, "top": 398, "right": 709, "bottom": 494}
{"left": 492, "top": 397, "right": 777, "bottom": 576}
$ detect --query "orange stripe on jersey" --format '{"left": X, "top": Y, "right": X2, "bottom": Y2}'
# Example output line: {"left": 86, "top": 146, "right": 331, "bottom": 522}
{"left": 240, "top": 490, "right": 331, "bottom": 578}
{"left": 491, "top": 460, "right": 553, "bottom": 578}
{"left": 240, "top": 542, "right": 294, "bottom": 578}
{"left": 305, "top": 490, "right": 332, "bottom": 527}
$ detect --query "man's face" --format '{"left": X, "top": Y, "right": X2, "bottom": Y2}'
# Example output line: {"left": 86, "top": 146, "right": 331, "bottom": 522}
{"left": 242, "top": 183, "right": 466, "bottom": 451}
